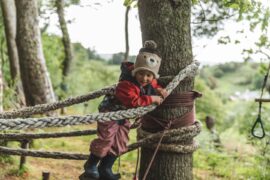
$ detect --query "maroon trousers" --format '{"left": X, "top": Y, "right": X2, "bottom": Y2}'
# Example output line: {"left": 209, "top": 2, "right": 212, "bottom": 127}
{"left": 90, "top": 120, "right": 131, "bottom": 158}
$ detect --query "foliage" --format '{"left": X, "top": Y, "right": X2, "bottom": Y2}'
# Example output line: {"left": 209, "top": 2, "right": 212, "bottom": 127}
{"left": 191, "top": 1, "right": 270, "bottom": 66}
{"left": 87, "top": 47, "right": 104, "bottom": 61}
{"left": 42, "top": 33, "right": 108, "bottom": 102}
{"left": 191, "top": 0, "right": 253, "bottom": 38}
{"left": 66, "top": 60, "right": 119, "bottom": 113}
{"left": 108, "top": 52, "right": 136, "bottom": 65}
{"left": 123, "top": 0, "right": 137, "bottom": 7}
{"left": 195, "top": 78, "right": 225, "bottom": 127}
{"left": 0, "top": 153, "right": 13, "bottom": 164}
{"left": 199, "top": 62, "right": 262, "bottom": 95}
{"left": 237, "top": 101, "right": 270, "bottom": 140}
{"left": 42, "top": 33, "right": 64, "bottom": 96}
{"left": 108, "top": 52, "right": 125, "bottom": 65}
{"left": 194, "top": 146, "right": 269, "bottom": 179}
{"left": 72, "top": 43, "right": 104, "bottom": 62}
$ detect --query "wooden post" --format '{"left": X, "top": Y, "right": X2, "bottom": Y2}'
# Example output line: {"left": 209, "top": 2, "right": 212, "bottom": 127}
{"left": 255, "top": 98, "right": 270, "bottom": 102}
{"left": 19, "top": 139, "right": 28, "bottom": 170}
{"left": 42, "top": 171, "right": 50, "bottom": 180}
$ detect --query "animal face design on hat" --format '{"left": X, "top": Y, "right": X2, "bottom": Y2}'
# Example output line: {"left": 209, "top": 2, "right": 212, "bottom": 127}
{"left": 146, "top": 56, "right": 159, "bottom": 68}
{"left": 132, "top": 52, "right": 161, "bottom": 79}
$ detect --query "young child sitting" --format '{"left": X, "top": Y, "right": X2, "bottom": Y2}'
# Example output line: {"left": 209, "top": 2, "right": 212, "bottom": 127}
{"left": 79, "top": 40, "right": 167, "bottom": 180}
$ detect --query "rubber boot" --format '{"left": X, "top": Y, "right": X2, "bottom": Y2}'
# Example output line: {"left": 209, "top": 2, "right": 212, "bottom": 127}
{"left": 79, "top": 153, "right": 100, "bottom": 180}
{"left": 98, "top": 154, "right": 121, "bottom": 180}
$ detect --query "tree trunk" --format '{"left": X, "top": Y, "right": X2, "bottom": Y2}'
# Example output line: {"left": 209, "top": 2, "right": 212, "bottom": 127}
{"left": 138, "top": 0, "right": 194, "bottom": 180}
{"left": 124, "top": 6, "right": 130, "bottom": 62}
{"left": 56, "top": 0, "right": 73, "bottom": 79}
{"left": 0, "top": 29, "right": 6, "bottom": 151}
{"left": 15, "top": 0, "right": 55, "bottom": 106}
{"left": 1, "top": 0, "right": 25, "bottom": 106}
{"left": 56, "top": 0, "right": 73, "bottom": 114}
{"left": 0, "top": 41, "right": 3, "bottom": 112}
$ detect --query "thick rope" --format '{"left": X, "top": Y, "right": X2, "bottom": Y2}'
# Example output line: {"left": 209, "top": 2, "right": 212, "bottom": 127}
{"left": 0, "top": 76, "right": 173, "bottom": 119}
{"left": 136, "top": 122, "right": 201, "bottom": 144}
{"left": 0, "top": 85, "right": 116, "bottom": 119}
{"left": 0, "top": 146, "right": 89, "bottom": 160}
{"left": 0, "top": 122, "right": 140, "bottom": 141}
{"left": 0, "top": 122, "right": 201, "bottom": 160}
{"left": 0, "top": 129, "right": 97, "bottom": 140}
{"left": 0, "top": 61, "right": 199, "bottom": 131}
{"left": 136, "top": 121, "right": 201, "bottom": 153}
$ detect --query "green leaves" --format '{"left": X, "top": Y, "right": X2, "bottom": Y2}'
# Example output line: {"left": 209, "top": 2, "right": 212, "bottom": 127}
{"left": 223, "top": 0, "right": 253, "bottom": 10}
{"left": 255, "top": 35, "right": 269, "bottom": 48}
{"left": 218, "top": 36, "right": 231, "bottom": 44}
{"left": 261, "top": 8, "right": 270, "bottom": 31}
{"left": 123, "top": 0, "right": 137, "bottom": 7}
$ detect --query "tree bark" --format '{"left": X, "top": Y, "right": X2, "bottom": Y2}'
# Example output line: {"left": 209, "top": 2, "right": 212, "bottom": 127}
{"left": 138, "top": 0, "right": 194, "bottom": 180}
{"left": 124, "top": 6, "right": 130, "bottom": 62}
{"left": 15, "top": 0, "right": 55, "bottom": 106}
{"left": 1, "top": 0, "right": 25, "bottom": 106}
{"left": 0, "top": 41, "right": 3, "bottom": 112}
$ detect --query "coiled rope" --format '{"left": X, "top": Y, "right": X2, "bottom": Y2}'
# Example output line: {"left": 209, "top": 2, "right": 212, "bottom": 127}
{"left": 137, "top": 121, "right": 201, "bottom": 153}
{"left": 0, "top": 61, "right": 199, "bottom": 131}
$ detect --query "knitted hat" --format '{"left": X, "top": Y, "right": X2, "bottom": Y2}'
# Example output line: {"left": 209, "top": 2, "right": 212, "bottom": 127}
{"left": 132, "top": 40, "right": 161, "bottom": 79}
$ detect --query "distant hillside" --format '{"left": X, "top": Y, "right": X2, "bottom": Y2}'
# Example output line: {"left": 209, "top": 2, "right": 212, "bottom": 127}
{"left": 198, "top": 62, "right": 265, "bottom": 98}
{"left": 99, "top": 54, "right": 113, "bottom": 61}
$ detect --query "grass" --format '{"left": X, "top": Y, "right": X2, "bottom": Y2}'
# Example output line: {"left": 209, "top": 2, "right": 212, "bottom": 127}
{"left": 194, "top": 128, "right": 268, "bottom": 180}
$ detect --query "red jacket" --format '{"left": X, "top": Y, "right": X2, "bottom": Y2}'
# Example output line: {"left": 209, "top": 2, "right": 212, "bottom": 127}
{"left": 115, "top": 79, "right": 162, "bottom": 108}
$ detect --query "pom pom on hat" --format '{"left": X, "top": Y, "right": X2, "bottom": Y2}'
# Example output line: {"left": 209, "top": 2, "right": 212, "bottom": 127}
{"left": 132, "top": 40, "right": 161, "bottom": 79}
{"left": 144, "top": 40, "right": 157, "bottom": 50}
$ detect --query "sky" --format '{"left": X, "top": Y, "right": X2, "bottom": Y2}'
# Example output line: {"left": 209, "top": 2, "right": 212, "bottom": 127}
{"left": 47, "top": 0, "right": 270, "bottom": 65}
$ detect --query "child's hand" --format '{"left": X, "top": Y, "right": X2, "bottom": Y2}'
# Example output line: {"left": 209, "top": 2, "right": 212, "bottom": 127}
{"left": 151, "top": 96, "right": 164, "bottom": 105}
{"left": 156, "top": 88, "right": 168, "bottom": 99}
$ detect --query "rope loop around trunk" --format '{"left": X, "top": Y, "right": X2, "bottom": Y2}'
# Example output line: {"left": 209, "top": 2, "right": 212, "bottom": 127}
{"left": 137, "top": 121, "right": 201, "bottom": 153}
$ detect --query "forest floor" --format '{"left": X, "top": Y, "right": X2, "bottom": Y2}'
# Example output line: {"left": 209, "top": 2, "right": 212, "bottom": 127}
{"left": 1, "top": 159, "right": 222, "bottom": 180}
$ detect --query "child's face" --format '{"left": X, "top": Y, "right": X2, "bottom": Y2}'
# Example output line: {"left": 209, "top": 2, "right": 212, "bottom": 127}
{"left": 135, "top": 70, "right": 154, "bottom": 86}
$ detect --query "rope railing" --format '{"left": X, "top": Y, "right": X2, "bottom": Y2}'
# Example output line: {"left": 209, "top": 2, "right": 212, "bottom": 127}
{"left": 0, "top": 123, "right": 141, "bottom": 141}
{"left": 0, "top": 75, "right": 176, "bottom": 119}
{"left": 0, "top": 61, "right": 200, "bottom": 164}
{"left": 0, "top": 146, "right": 89, "bottom": 160}
{"left": 0, "top": 85, "right": 116, "bottom": 119}
{"left": 0, "top": 122, "right": 201, "bottom": 160}
{"left": 0, "top": 129, "right": 97, "bottom": 140}
{"left": 0, "top": 61, "right": 199, "bottom": 131}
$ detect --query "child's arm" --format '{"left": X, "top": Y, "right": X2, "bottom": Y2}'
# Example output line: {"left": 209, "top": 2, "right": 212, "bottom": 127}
{"left": 115, "top": 81, "right": 163, "bottom": 107}
{"left": 151, "top": 79, "right": 168, "bottom": 99}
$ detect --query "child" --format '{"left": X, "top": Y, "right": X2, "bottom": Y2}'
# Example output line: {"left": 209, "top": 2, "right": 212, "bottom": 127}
{"left": 79, "top": 40, "right": 167, "bottom": 180}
